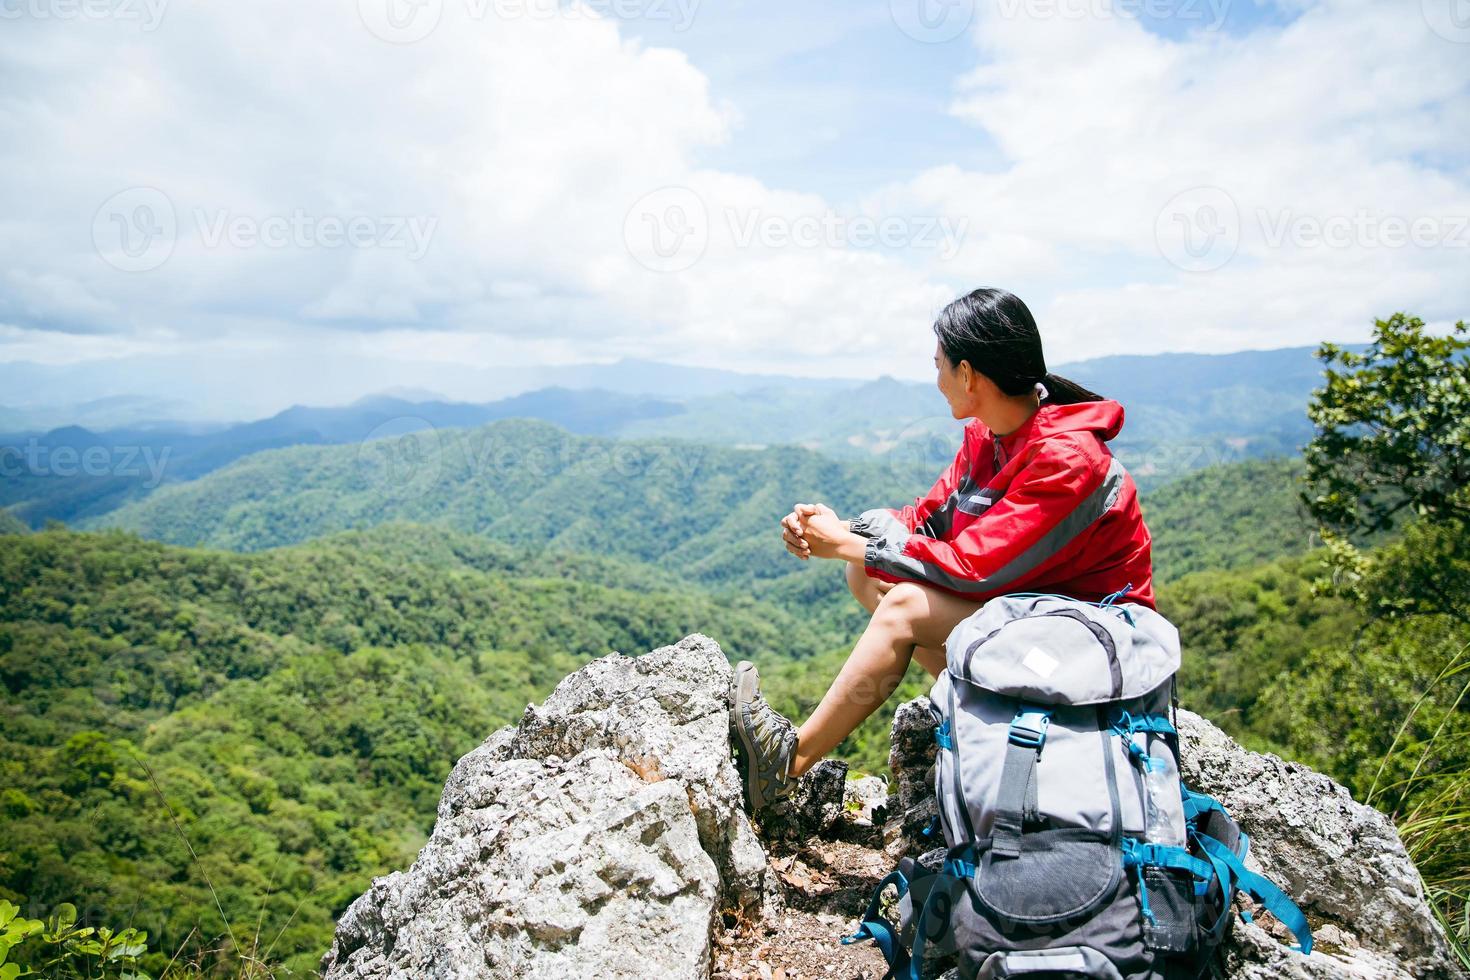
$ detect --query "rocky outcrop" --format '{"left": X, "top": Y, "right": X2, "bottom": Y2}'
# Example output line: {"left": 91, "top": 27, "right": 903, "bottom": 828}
{"left": 321, "top": 635, "right": 774, "bottom": 980}
{"left": 323, "top": 634, "right": 1464, "bottom": 980}
{"left": 1177, "top": 709, "right": 1462, "bottom": 980}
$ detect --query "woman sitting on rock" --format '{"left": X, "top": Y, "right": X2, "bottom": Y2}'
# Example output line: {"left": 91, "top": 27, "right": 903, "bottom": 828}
{"left": 731, "top": 287, "right": 1157, "bottom": 810}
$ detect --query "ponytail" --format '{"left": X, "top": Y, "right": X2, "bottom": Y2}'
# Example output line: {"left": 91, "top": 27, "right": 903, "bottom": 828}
{"left": 1039, "top": 372, "right": 1102, "bottom": 406}
{"left": 933, "top": 288, "right": 1106, "bottom": 405}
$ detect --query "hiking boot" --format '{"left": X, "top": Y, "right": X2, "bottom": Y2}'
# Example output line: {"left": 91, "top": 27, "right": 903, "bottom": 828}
{"left": 730, "top": 660, "right": 798, "bottom": 811}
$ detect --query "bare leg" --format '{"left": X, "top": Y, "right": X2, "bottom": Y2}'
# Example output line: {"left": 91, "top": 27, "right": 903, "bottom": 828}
{"left": 792, "top": 578, "right": 984, "bottom": 777}
{"left": 846, "top": 562, "right": 948, "bottom": 678}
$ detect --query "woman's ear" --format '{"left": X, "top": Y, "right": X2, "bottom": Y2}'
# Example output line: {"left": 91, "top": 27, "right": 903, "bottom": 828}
{"left": 958, "top": 359, "right": 977, "bottom": 393}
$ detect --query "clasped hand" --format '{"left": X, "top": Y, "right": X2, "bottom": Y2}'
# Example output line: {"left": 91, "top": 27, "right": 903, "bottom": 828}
{"left": 780, "top": 502, "right": 861, "bottom": 562}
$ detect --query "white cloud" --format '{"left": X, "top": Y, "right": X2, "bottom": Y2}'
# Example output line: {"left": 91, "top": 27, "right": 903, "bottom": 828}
{"left": 874, "top": 0, "right": 1470, "bottom": 357}
{"left": 0, "top": 0, "right": 1465, "bottom": 398}
{"left": 0, "top": 0, "right": 959, "bottom": 381}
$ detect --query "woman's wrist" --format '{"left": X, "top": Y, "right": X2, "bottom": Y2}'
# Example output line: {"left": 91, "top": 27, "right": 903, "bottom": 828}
{"left": 836, "top": 530, "right": 868, "bottom": 564}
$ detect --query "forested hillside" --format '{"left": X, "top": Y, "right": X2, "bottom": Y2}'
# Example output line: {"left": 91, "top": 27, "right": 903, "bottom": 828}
{"left": 0, "top": 524, "right": 852, "bottom": 976}
{"left": 89, "top": 420, "right": 927, "bottom": 569}
{"left": 0, "top": 390, "right": 684, "bottom": 528}
{"left": 91, "top": 419, "right": 1311, "bottom": 588}
{"left": 4, "top": 320, "right": 1466, "bottom": 975}
{"left": 0, "top": 509, "right": 24, "bottom": 535}
{"left": 1140, "top": 457, "right": 1317, "bottom": 578}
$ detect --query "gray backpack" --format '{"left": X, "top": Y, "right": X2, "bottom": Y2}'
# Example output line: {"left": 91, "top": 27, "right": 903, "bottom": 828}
{"left": 844, "top": 592, "right": 1312, "bottom": 979}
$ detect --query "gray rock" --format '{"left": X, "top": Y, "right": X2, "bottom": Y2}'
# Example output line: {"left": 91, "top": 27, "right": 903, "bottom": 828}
{"left": 759, "top": 759, "right": 851, "bottom": 850}
{"left": 843, "top": 774, "right": 890, "bottom": 825}
{"left": 838, "top": 774, "right": 892, "bottom": 846}
{"left": 885, "top": 695, "right": 940, "bottom": 858}
{"left": 325, "top": 751, "right": 718, "bottom": 980}
{"left": 509, "top": 634, "right": 775, "bottom": 916}
{"left": 1176, "top": 708, "right": 1463, "bottom": 980}
{"left": 322, "top": 634, "right": 775, "bottom": 980}
{"left": 882, "top": 696, "right": 1465, "bottom": 979}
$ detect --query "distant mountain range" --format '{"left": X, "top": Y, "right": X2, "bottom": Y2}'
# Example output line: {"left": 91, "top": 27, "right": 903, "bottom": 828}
{"left": 1, "top": 345, "right": 1342, "bottom": 529}
{"left": 0, "top": 355, "right": 854, "bottom": 427}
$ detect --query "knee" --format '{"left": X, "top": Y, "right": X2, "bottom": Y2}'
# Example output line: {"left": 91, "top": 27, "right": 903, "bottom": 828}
{"left": 874, "top": 581, "right": 927, "bottom": 623}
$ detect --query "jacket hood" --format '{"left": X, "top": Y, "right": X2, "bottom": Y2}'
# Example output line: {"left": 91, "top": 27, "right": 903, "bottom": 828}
{"left": 991, "top": 399, "right": 1126, "bottom": 448}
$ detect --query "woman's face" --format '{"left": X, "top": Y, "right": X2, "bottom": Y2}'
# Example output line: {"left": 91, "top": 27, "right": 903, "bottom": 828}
{"left": 935, "top": 342, "right": 975, "bottom": 419}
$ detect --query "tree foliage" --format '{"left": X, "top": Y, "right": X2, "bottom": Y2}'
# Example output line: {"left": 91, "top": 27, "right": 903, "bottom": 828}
{"left": 1305, "top": 315, "right": 1470, "bottom": 537}
{"left": 0, "top": 525, "right": 847, "bottom": 975}
{"left": 1298, "top": 312, "right": 1470, "bottom": 958}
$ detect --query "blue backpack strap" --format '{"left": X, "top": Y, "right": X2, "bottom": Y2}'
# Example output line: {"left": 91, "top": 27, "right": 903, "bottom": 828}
{"left": 842, "top": 870, "right": 911, "bottom": 980}
{"left": 1180, "top": 785, "right": 1227, "bottom": 824}
{"left": 906, "top": 858, "right": 971, "bottom": 980}
{"left": 1110, "top": 711, "right": 1178, "bottom": 772}
{"left": 1196, "top": 834, "right": 1313, "bottom": 955}
{"left": 1121, "top": 838, "right": 1215, "bottom": 882}
{"left": 934, "top": 719, "right": 953, "bottom": 751}
{"left": 1120, "top": 836, "right": 1216, "bottom": 915}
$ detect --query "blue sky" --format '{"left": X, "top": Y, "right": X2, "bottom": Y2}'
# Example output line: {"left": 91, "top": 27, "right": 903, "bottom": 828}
{"left": 0, "top": 0, "right": 1466, "bottom": 415}
{"left": 625, "top": 0, "right": 1299, "bottom": 201}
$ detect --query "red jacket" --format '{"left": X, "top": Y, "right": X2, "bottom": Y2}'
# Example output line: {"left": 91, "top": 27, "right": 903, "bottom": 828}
{"left": 850, "top": 400, "right": 1156, "bottom": 609}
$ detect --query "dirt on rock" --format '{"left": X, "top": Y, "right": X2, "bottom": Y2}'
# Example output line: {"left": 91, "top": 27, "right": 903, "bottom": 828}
{"left": 713, "top": 840, "right": 896, "bottom": 980}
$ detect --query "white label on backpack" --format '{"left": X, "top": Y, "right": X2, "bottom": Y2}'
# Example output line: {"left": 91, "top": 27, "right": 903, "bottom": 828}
{"left": 1021, "top": 645, "right": 1059, "bottom": 679}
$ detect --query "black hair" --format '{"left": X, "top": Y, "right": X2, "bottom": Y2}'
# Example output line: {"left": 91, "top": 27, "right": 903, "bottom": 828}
{"left": 932, "top": 288, "right": 1103, "bottom": 406}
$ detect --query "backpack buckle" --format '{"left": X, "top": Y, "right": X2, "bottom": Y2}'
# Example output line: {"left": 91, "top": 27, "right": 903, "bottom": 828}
{"left": 1008, "top": 706, "right": 1052, "bottom": 751}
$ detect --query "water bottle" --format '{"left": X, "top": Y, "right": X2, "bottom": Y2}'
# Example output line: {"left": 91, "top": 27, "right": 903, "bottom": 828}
{"left": 1141, "top": 750, "right": 1184, "bottom": 846}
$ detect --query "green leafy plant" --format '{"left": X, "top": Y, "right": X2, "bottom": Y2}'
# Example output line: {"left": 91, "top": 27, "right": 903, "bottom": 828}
{"left": 0, "top": 900, "right": 151, "bottom": 980}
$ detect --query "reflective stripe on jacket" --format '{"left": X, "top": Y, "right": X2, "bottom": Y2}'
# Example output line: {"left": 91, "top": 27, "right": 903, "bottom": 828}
{"left": 850, "top": 399, "right": 1156, "bottom": 609}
